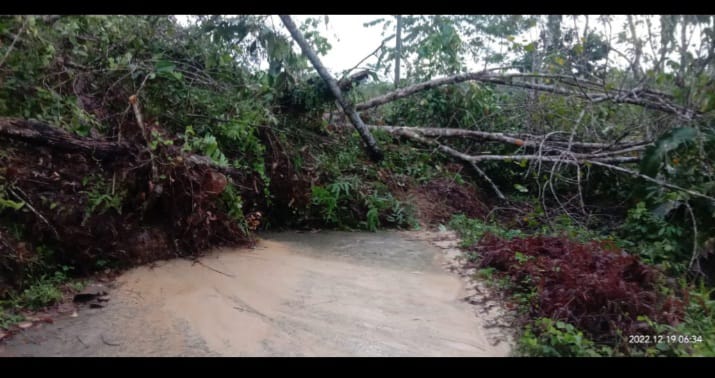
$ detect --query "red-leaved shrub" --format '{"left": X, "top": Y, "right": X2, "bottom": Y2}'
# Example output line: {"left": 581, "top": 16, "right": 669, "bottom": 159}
{"left": 471, "top": 233, "right": 685, "bottom": 344}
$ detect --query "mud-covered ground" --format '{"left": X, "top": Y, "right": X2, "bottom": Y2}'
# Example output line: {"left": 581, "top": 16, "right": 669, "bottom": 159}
{"left": 0, "top": 231, "right": 512, "bottom": 357}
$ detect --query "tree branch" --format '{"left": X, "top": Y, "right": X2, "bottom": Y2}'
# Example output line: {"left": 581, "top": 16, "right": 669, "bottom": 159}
{"left": 355, "top": 71, "right": 701, "bottom": 120}
{"left": 348, "top": 124, "right": 650, "bottom": 152}
{"left": 586, "top": 160, "right": 715, "bottom": 202}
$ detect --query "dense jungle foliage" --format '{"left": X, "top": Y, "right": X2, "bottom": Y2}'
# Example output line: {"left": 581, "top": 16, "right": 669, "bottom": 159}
{"left": 0, "top": 15, "right": 714, "bottom": 356}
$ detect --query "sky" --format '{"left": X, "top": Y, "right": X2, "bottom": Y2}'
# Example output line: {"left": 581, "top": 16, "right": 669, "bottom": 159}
{"left": 280, "top": 15, "right": 387, "bottom": 74}
{"left": 176, "top": 15, "right": 704, "bottom": 78}
{"left": 177, "top": 15, "right": 393, "bottom": 74}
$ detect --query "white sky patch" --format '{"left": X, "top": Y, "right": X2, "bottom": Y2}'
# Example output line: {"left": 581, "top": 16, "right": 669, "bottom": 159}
{"left": 175, "top": 15, "right": 707, "bottom": 78}
{"left": 283, "top": 15, "right": 388, "bottom": 74}
{"left": 176, "top": 15, "right": 386, "bottom": 74}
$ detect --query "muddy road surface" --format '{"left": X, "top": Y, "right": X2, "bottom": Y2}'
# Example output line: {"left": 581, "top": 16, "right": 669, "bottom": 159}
{"left": 0, "top": 231, "right": 512, "bottom": 357}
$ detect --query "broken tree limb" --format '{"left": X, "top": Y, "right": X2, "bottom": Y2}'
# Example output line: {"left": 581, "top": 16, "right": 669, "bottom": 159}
{"left": 279, "top": 15, "right": 384, "bottom": 162}
{"left": 0, "top": 117, "right": 249, "bottom": 186}
{"left": 379, "top": 126, "right": 507, "bottom": 200}
{"left": 0, "top": 117, "right": 133, "bottom": 158}
{"left": 338, "top": 33, "right": 395, "bottom": 84}
{"left": 338, "top": 123, "right": 650, "bottom": 152}
{"left": 355, "top": 71, "right": 700, "bottom": 120}
{"left": 7, "top": 186, "right": 60, "bottom": 240}
{"left": 356, "top": 71, "right": 490, "bottom": 111}
{"left": 585, "top": 160, "right": 715, "bottom": 202}
{"left": 381, "top": 124, "right": 713, "bottom": 202}
{"left": 129, "top": 94, "right": 159, "bottom": 183}
{"left": 470, "top": 162, "right": 506, "bottom": 201}
{"left": 0, "top": 17, "right": 29, "bottom": 69}
{"left": 337, "top": 70, "right": 370, "bottom": 91}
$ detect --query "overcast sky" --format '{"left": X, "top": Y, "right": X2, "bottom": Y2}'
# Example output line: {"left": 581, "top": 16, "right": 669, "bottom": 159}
{"left": 177, "top": 15, "right": 702, "bottom": 78}
{"left": 177, "top": 15, "right": 391, "bottom": 73}
{"left": 289, "top": 15, "right": 387, "bottom": 74}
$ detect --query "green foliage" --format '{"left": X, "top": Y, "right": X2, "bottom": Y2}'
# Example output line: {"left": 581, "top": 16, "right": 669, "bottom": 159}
{"left": 476, "top": 267, "right": 497, "bottom": 280}
{"left": 149, "top": 129, "right": 174, "bottom": 151}
{"left": 628, "top": 284, "right": 715, "bottom": 357}
{"left": 640, "top": 127, "right": 700, "bottom": 178}
{"left": 182, "top": 126, "right": 229, "bottom": 167}
{"left": 310, "top": 176, "right": 415, "bottom": 231}
{"left": 381, "top": 83, "right": 506, "bottom": 130}
{"left": 620, "top": 201, "right": 687, "bottom": 272}
{"left": 0, "top": 309, "right": 25, "bottom": 329}
{"left": 541, "top": 214, "right": 611, "bottom": 243}
{"left": 365, "top": 15, "right": 536, "bottom": 80}
{"left": 221, "top": 183, "right": 246, "bottom": 226}
{"left": 363, "top": 191, "right": 414, "bottom": 231}
{"left": 519, "top": 318, "right": 611, "bottom": 357}
{"left": 674, "top": 285, "right": 715, "bottom": 356}
{"left": 18, "top": 275, "right": 64, "bottom": 310}
{"left": 0, "top": 196, "right": 24, "bottom": 211}
{"left": 631, "top": 127, "right": 715, "bottom": 275}
{"left": 448, "top": 214, "right": 523, "bottom": 248}
{"left": 80, "top": 175, "right": 124, "bottom": 222}
{"left": 311, "top": 185, "right": 339, "bottom": 225}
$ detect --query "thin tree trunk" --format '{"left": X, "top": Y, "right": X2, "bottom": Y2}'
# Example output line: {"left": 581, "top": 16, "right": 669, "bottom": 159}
{"left": 679, "top": 15, "right": 689, "bottom": 86}
{"left": 627, "top": 15, "right": 643, "bottom": 80}
{"left": 583, "top": 15, "right": 589, "bottom": 41}
{"left": 394, "top": 15, "right": 402, "bottom": 88}
{"left": 279, "top": 15, "right": 383, "bottom": 162}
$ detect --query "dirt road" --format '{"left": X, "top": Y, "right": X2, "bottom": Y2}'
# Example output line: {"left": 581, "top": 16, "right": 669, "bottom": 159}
{"left": 0, "top": 231, "right": 512, "bottom": 356}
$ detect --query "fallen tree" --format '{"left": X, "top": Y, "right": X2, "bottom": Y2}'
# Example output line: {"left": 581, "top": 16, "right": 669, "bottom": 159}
{"left": 355, "top": 71, "right": 701, "bottom": 121}
{"left": 333, "top": 123, "right": 715, "bottom": 203}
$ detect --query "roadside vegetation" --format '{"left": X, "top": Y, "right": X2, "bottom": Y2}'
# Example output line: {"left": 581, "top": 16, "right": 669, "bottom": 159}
{"left": 0, "top": 15, "right": 713, "bottom": 355}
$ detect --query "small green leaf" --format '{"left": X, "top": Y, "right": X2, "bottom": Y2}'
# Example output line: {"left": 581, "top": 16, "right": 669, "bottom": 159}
{"left": 0, "top": 198, "right": 25, "bottom": 210}
{"left": 514, "top": 184, "right": 529, "bottom": 193}
{"left": 155, "top": 60, "right": 176, "bottom": 73}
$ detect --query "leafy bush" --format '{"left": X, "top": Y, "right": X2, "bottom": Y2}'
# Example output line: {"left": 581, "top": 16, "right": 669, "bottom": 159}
{"left": 519, "top": 318, "right": 610, "bottom": 357}
{"left": 19, "top": 277, "right": 64, "bottom": 310}
{"left": 620, "top": 201, "right": 687, "bottom": 273}
{"left": 448, "top": 214, "right": 523, "bottom": 247}
{"left": 310, "top": 176, "right": 415, "bottom": 231}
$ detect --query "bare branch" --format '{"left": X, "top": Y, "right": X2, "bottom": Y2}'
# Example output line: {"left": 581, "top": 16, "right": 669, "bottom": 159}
{"left": 470, "top": 162, "right": 506, "bottom": 201}
{"left": 355, "top": 71, "right": 701, "bottom": 120}
{"left": 338, "top": 122, "right": 711, "bottom": 203}
{"left": 351, "top": 124, "right": 650, "bottom": 151}
{"left": 586, "top": 160, "right": 715, "bottom": 202}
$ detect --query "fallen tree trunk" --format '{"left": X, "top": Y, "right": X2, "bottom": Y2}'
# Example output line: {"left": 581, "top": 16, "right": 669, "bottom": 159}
{"left": 279, "top": 15, "right": 384, "bottom": 162}
{"left": 335, "top": 123, "right": 652, "bottom": 153}
{"left": 0, "top": 117, "right": 132, "bottom": 158}
{"left": 0, "top": 117, "right": 249, "bottom": 184}
{"left": 377, "top": 125, "right": 640, "bottom": 164}
{"left": 355, "top": 72, "right": 700, "bottom": 120}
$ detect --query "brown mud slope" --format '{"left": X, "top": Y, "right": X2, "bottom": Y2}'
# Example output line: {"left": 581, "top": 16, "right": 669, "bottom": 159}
{"left": 0, "top": 118, "right": 263, "bottom": 289}
{"left": 0, "top": 231, "right": 512, "bottom": 357}
{"left": 406, "top": 177, "right": 490, "bottom": 226}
